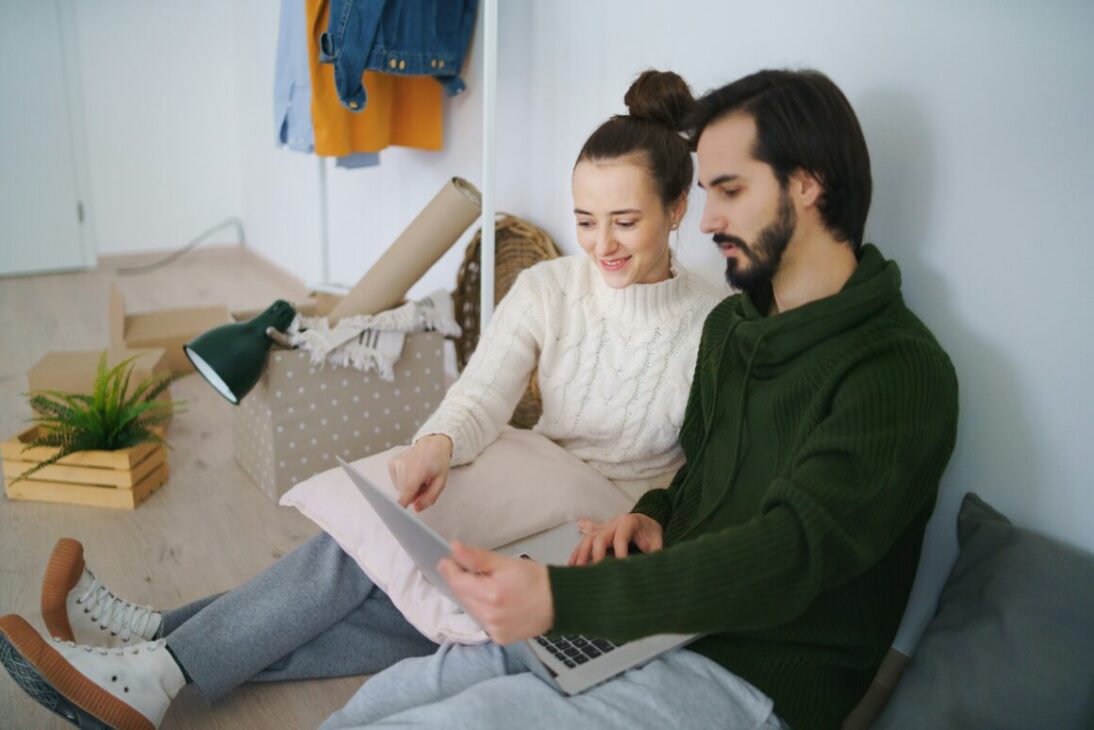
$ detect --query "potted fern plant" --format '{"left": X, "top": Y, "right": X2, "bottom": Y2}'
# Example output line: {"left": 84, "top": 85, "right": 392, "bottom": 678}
{"left": 1, "top": 351, "right": 183, "bottom": 509}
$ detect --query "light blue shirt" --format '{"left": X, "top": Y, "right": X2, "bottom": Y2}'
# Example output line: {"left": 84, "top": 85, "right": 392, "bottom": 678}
{"left": 275, "top": 0, "right": 379, "bottom": 168}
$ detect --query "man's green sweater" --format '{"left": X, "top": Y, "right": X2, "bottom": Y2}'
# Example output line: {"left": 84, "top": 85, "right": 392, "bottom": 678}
{"left": 547, "top": 245, "right": 959, "bottom": 729}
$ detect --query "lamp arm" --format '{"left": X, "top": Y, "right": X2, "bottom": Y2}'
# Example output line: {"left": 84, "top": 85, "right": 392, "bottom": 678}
{"left": 265, "top": 327, "right": 294, "bottom": 348}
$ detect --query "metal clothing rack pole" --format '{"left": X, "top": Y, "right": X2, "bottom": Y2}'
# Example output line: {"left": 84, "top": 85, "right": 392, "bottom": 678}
{"left": 317, "top": 156, "right": 331, "bottom": 285}
{"left": 479, "top": 0, "right": 498, "bottom": 330}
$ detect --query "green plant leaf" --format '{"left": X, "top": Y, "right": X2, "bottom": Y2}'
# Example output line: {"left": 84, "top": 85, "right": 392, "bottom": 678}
{"left": 26, "top": 394, "right": 76, "bottom": 422}
{"left": 123, "top": 369, "right": 178, "bottom": 411}
{"left": 10, "top": 439, "right": 84, "bottom": 484}
{"left": 123, "top": 374, "right": 156, "bottom": 408}
{"left": 107, "top": 398, "right": 159, "bottom": 443}
{"left": 90, "top": 351, "right": 108, "bottom": 414}
{"left": 142, "top": 370, "right": 186, "bottom": 404}
{"left": 19, "top": 350, "right": 181, "bottom": 460}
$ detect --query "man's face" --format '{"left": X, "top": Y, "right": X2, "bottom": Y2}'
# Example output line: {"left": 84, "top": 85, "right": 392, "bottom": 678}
{"left": 696, "top": 113, "right": 796, "bottom": 293}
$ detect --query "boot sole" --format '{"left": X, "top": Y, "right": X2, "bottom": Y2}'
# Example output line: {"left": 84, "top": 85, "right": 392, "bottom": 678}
{"left": 0, "top": 615, "right": 152, "bottom": 730}
{"left": 41, "top": 537, "right": 85, "bottom": 642}
{"left": 0, "top": 623, "right": 109, "bottom": 729}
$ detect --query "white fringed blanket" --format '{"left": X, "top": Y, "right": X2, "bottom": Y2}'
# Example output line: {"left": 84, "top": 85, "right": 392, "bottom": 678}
{"left": 285, "top": 290, "right": 460, "bottom": 380}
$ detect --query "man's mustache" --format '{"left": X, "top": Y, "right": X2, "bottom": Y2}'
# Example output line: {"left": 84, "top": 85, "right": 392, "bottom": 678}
{"left": 713, "top": 233, "right": 748, "bottom": 251}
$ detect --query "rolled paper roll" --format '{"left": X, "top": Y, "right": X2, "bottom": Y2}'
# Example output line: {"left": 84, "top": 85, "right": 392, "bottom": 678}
{"left": 327, "top": 177, "right": 482, "bottom": 322}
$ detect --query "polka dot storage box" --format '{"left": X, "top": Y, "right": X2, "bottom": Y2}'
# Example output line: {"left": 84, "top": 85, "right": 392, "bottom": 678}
{"left": 232, "top": 331, "right": 446, "bottom": 500}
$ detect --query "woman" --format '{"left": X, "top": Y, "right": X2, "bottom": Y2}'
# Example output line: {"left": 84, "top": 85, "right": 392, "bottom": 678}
{"left": 0, "top": 70, "right": 724, "bottom": 730}
{"left": 391, "top": 69, "right": 715, "bottom": 511}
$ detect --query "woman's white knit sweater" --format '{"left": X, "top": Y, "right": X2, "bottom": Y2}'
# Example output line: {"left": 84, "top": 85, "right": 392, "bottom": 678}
{"left": 416, "top": 254, "right": 725, "bottom": 501}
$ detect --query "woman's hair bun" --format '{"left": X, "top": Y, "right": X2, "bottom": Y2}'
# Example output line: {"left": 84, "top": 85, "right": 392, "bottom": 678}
{"left": 623, "top": 69, "right": 696, "bottom": 133}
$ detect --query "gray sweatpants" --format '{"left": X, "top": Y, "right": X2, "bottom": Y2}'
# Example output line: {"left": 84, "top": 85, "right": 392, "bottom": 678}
{"left": 320, "top": 641, "right": 786, "bottom": 729}
{"left": 161, "top": 532, "right": 437, "bottom": 702}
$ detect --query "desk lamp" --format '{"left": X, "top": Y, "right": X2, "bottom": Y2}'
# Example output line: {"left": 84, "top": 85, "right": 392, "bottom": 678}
{"left": 184, "top": 300, "right": 295, "bottom": 404}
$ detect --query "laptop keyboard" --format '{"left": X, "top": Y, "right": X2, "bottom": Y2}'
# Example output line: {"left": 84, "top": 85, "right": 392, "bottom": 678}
{"left": 535, "top": 635, "right": 621, "bottom": 668}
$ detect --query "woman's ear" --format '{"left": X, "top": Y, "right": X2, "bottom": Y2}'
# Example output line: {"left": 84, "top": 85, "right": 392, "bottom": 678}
{"left": 670, "top": 194, "right": 688, "bottom": 230}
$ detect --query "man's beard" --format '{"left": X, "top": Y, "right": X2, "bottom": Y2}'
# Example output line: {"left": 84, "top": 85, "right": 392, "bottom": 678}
{"left": 715, "top": 187, "right": 796, "bottom": 294}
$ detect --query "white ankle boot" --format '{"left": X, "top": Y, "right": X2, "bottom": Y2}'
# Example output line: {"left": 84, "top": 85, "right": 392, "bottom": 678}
{"left": 0, "top": 614, "right": 186, "bottom": 730}
{"left": 41, "top": 538, "right": 163, "bottom": 648}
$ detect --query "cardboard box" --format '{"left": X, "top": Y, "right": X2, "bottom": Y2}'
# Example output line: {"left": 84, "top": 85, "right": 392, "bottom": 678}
{"left": 232, "top": 331, "right": 447, "bottom": 500}
{"left": 109, "top": 284, "right": 231, "bottom": 373}
{"left": 229, "top": 291, "right": 341, "bottom": 324}
{"left": 28, "top": 348, "right": 174, "bottom": 424}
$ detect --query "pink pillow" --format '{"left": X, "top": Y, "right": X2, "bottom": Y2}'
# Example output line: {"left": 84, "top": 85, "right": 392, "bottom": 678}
{"left": 279, "top": 428, "right": 635, "bottom": 643}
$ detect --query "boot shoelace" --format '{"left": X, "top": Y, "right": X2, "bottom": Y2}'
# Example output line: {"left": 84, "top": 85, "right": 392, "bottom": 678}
{"left": 76, "top": 577, "right": 159, "bottom": 643}
{"left": 52, "top": 637, "right": 167, "bottom": 656}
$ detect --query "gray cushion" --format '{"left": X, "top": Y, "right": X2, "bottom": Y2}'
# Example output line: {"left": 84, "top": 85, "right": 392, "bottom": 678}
{"left": 874, "top": 493, "right": 1094, "bottom": 729}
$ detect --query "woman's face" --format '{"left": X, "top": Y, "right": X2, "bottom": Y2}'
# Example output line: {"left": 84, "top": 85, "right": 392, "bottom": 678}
{"left": 572, "top": 157, "right": 681, "bottom": 289}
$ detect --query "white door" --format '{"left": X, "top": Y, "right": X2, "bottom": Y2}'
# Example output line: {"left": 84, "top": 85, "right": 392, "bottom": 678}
{"left": 0, "top": 0, "right": 92, "bottom": 277}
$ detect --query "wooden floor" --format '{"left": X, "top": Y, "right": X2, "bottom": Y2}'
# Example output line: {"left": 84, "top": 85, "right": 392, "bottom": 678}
{"left": 0, "top": 247, "right": 370, "bottom": 728}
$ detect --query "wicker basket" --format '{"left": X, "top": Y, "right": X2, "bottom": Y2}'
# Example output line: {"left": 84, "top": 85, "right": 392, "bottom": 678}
{"left": 453, "top": 214, "right": 562, "bottom": 428}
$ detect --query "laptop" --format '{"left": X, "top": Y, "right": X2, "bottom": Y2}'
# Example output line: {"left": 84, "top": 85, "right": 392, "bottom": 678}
{"left": 337, "top": 456, "right": 698, "bottom": 695}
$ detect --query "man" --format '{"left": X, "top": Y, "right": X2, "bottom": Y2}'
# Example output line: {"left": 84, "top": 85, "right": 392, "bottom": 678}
{"left": 320, "top": 68, "right": 959, "bottom": 730}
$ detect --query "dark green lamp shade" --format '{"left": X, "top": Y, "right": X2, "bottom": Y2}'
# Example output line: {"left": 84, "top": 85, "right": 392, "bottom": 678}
{"left": 184, "top": 300, "right": 296, "bottom": 405}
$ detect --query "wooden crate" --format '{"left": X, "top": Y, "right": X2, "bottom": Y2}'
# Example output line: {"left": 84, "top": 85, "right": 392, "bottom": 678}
{"left": 1, "top": 427, "right": 168, "bottom": 509}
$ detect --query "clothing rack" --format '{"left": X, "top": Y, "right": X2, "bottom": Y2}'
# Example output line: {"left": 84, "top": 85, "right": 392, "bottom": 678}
{"left": 313, "top": 0, "right": 498, "bottom": 335}
{"left": 479, "top": 0, "right": 498, "bottom": 330}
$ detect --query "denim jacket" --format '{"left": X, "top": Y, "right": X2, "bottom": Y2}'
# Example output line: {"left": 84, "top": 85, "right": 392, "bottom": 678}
{"left": 319, "top": 0, "right": 478, "bottom": 111}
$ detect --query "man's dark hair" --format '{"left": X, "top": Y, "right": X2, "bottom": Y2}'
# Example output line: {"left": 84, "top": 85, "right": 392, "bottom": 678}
{"left": 691, "top": 69, "right": 872, "bottom": 251}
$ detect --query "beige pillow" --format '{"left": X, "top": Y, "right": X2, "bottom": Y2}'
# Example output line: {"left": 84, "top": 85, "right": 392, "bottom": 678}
{"left": 280, "top": 427, "right": 635, "bottom": 643}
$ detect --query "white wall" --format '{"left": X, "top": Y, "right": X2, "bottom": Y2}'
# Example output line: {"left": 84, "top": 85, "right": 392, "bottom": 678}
{"left": 70, "top": 0, "right": 527, "bottom": 292}
{"left": 506, "top": 0, "right": 1094, "bottom": 652}
{"left": 230, "top": 0, "right": 324, "bottom": 284}
{"left": 74, "top": 1, "right": 243, "bottom": 254}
